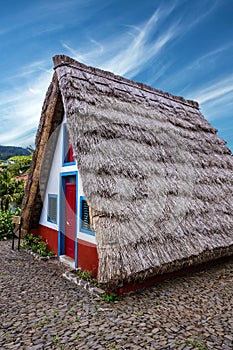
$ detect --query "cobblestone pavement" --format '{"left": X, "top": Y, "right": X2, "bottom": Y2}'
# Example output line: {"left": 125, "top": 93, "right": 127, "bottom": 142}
{"left": 0, "top": 240, "right": 232, "bottom": 350}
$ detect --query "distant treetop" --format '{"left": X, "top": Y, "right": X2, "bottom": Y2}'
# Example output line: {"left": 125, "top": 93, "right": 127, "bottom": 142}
{"left": 0, "top": 145, "right": 33, "bottom": 160}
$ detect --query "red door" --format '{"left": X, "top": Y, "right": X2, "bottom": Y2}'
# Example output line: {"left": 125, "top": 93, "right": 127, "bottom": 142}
{"left": 65, "top": 182, "right": 76, "bottom": 259}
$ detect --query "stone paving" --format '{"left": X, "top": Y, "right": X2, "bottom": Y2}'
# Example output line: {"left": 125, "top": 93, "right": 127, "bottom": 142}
{"left": 0, "top": 240, "right": 232, "bottom": 350}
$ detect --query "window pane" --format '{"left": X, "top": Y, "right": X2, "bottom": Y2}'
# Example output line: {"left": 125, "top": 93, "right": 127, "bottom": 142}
{"left": 81, "top": 199, "right": 90, "bottom": 230}
{"left": 48, "top": 195, "right": 57, "bottom": 223}
{"left": 80, "top": 198, "right": 93, "bottom": 233}
{"left": 64, "top": 124, "right": 74, "bottom": 164}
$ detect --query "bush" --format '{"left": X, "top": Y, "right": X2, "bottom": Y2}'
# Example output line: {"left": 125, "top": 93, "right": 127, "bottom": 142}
{"left": 22, "top": 233, "right": 55, "bottom": 257}
{"left": 0, "top": 210, "right": 13, "bottom": 240}
{"left": 102, "top": 292, "right": 120, "bottom": 303}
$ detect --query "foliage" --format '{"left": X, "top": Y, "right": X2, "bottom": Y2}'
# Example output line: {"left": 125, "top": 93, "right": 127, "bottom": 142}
{"left": 22, "top": 233, "right": 55, "bottom": 257}
{"left": 77, "top": 270, "right": 93, "bottom": 281}
{"left": 0, "top": 162, "right": 8, "bottom": 169}
{"left": 0, "top": 210, "right": 13, "bottom": 240}
{"left": 7, "top": 154, "right": 33, "bottom": 176}
{"left": 0, "top": 170, "right": 24, "bottom": 211}
{"left": 101, "top": 292, "right": 120, "bottom": 303}
{"left": 76, "top": 269, "right": 101, "bottom": 287}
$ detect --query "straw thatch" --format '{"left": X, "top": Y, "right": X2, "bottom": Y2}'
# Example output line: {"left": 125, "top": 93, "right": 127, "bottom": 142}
{"left": 21, "top": 73, "right": 64, "bottom": 233}
{"left": 22, "top": 55, "right": 233, "bottom": 287}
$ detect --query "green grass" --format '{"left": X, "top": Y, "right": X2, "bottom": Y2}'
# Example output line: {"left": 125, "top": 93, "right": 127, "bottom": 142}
{"left": 101, "top": 292, "right": 120, "bottom": 303}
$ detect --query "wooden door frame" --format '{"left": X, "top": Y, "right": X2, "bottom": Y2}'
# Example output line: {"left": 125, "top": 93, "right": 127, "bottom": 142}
{"left": 58, "top": 171, "right": 78, "bottom": 267}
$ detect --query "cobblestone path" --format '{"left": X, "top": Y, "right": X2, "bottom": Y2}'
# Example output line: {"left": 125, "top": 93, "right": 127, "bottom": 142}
{"left": 0, "top": 240, "right": 232, "bottom": 349}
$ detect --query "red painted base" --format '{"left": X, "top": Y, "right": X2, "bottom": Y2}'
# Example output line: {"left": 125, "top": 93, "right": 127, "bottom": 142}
{"left": 116, "top": 255, "right": 233, "bottom": 295}
{"left": 31, "top": 225, "right": 58, "bottom": 255}
{"left": 29, "top": 226, "right": 98, "bottom": 275}
{"left": 28, "top": 227, "right": 231, "bottom": 296}
{"left": 77, "top": 239, "right": 98, "bottom": 277}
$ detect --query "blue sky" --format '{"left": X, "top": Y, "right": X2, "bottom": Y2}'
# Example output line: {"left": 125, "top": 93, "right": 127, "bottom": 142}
{"left": 1, "top": 0, "right": 233, "bottom": 151}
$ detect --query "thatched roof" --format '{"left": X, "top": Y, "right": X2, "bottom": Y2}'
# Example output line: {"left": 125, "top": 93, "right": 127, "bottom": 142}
{"left": 22, "top": 55, "right": 233, "bottom": 287}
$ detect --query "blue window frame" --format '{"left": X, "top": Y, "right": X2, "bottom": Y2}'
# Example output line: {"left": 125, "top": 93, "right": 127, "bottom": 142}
{"left": 63, "top": 123, "right": 75, "bottom": 166}
{"left": 80, "top": 196, "right": 95, "bottom": 236}
{"left": 48, "top": 194, "right": 58, "bottom": 224}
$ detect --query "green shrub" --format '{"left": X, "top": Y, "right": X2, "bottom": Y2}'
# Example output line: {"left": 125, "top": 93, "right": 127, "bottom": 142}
{"left": 77, "top": 270, "right": 92, "bottom": 281}
{"left": 0, "top": 210, "right": 13, "bottom": 240}
{"left": 22, "top": 233, "right": 55, "bottom": 257}
{"left": 102, "top": 292, "right": 120, "bottom": 303}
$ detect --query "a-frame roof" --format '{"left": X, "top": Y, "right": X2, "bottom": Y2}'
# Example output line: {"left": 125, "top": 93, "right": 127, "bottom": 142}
{"left": 22, "top": 55, "right": 233, "bottom": 286}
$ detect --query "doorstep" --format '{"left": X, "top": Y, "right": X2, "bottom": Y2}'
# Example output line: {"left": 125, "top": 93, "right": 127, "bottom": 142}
{"left": 59, "top": 255, "right": 75, "bottom": 269}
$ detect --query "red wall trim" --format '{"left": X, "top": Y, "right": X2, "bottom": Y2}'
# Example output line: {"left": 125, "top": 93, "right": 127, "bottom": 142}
{"left": 77, "top": 238, "right": 98, "bottom": 277}
{"left": 116, "top": 254, "right": 233, "bottom": 295}
{"left": 31, "top": 225, "right": 98, "bottom": 275}
{"left": 37, "top": 224, "right": 58, "bottom": 255}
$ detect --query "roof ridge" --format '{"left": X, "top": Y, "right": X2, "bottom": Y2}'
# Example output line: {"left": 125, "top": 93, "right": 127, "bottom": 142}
{"left": 53, "top": 55, "right": 199, "bottom": 110}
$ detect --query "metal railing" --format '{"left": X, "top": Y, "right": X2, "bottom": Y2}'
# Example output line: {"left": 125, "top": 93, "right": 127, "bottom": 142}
{"left": 12, "top": 216, "right": 22, "bottom": 250}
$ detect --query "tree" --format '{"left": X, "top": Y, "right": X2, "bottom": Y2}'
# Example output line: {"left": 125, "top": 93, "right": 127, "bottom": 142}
{"left": 0, "top": 170, "right": 24, "bottom": 211}
{"left": 7, "top": 154, "right": 32, "bottom": 176}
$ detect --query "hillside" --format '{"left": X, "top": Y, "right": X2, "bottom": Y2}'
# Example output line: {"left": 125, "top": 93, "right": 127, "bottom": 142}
{"left": 0, "top": 145, "right": 32, "bottom": 160}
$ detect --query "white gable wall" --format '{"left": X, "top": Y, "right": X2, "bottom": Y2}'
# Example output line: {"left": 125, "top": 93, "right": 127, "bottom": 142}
{"left": 39, "top": 119, "right": 63, "bottom": 230}
{"left": 39, "top": 114, "right": 96, "bottom": 245}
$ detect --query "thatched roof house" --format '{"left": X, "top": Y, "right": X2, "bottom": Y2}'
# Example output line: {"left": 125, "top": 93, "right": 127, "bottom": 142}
{"left": 21, "top": 55, "right": 233, "bottom": 288}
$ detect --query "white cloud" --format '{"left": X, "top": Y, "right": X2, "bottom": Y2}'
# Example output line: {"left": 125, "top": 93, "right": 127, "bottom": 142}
{"left": 173, "top": 43, "right": 233, "bottom": 87}
{"left": 62, "top": 1, "right": 218, "bottom": 82}
{"left": 62, "top": 7, "right": 178, "bottom": 78}
{"left": 102, "top": 15, "right": 176, "bottom": 77}
{"left": 1, "top": 0, "right": 230, "bottom": 147}
{"left": 189, "top": 42, "right": 233, "bottom": 71}
{"left": 188, "top": 74, "right": 233, "bottom": 125}
{"left": 192, "top": 74, "right": 233, "bottom": 104}
{"left": 3, "top": 6, "right": 177, "bottom": 147}
{"left": 0, "top": 68, "right": 53, "bottom": 147}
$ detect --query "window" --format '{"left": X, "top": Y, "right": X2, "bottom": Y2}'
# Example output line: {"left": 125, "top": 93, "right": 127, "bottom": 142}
{"left": 48, "top": 194, "right": 57, "bottom": 224}
{"left": 80, "top": 196, "right": 95, "bottom": 235}
{"left": 63, "top": 124, "right": 75, "bottom": 165}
